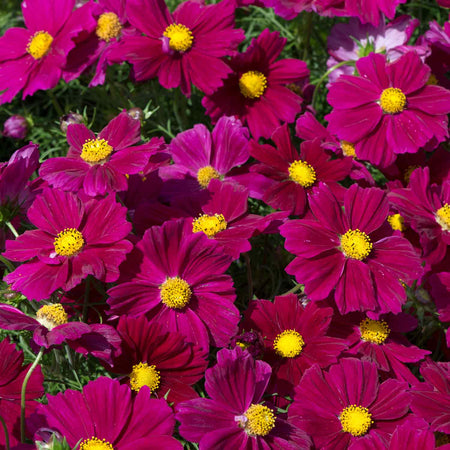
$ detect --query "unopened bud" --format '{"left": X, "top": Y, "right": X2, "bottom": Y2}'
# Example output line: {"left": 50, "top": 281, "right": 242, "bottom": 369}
{"left": 2, "top": 115, "right": 28, "bottom": 139}
{"left": 128, "top": 107, "right": 144, "bottom": 121}
{"left": 59, "top": 112, "right": 84, "bottom": 133}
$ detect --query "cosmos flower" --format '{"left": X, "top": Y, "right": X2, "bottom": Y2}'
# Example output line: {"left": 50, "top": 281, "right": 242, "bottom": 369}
{"left": 326, "top": 52, "right": 450, "bottom": 167}
{"left": 176, "top": 347, "right": 312, "bottom": 449}
{"left": 0, "top": 0, "right": 95, "bottom": 104}
{"left": 40, "top": 111, "right": 163, "bottom": 197}
{"left": 289, "top": 358, "right": 411, "bottom": 449}
{"left": 107, "top": 219, "right": 238, "bottom": 352}
{"left": 109, "top": 0, "right": 244, "bottom": 96}
{"left": 104, "top": 315, "right": 207, "bottom": 404}
{"left": 249, "top": 124, "right": 352, "bottom": 215}
{"left": 241, "top": 294, "right": 348, "bottom": 397}
{"left": 35, "top": 376, "right": 181, "bottom": 449}
{"left": 3, "top": 188, "right": 132, "bottom": 300}
{"left": 280, "top": 183, "right": 422, "bottom": 314}
{"left": 0, "top": 338, "right": 44, "bottom": 448}
{"left": 202, "top": 29, "right": 309, "bottom": 139}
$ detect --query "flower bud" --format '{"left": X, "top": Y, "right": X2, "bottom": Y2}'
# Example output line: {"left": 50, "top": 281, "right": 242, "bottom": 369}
{"left": 128, "top": 107, "right": 144, "bottom": 121}
{"left": 2, "top": 115, "right": 28, "bottom": 139}
{"left": 59, "top": 112, "right": 84, "bottom": 133}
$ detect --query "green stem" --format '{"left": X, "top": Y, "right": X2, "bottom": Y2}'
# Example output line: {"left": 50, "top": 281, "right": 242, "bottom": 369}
{"left": 0, "top": 255, "right": 16, "bottom": 273}
{"left": 0, "top": 414, "right": 10, "bottom": 450}
{"left": 5, "top": 221, "right": 19, "bottom": 238}
{"left": 21, "top": 347, "right": 44, "bottom": 443}
{"left": 48, "top": 90, "right": 64, "bottom": 116}
{"left": 311, "top": 60, "right": 355, "bottom": 110}
{"left": 281, "top": 283, "right": 303, "bottom": 296}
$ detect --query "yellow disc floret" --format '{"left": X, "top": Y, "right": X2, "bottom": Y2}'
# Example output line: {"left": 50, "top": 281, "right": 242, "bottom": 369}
{"left": 160, "top": 276, "right": 192, "bottom": 309}
{"left": 288, "top": 160, "right": 317, "bottom": 187}
{"left": 163, "top": 23, "right": 193, "bottom": 52}
{"left": 54, "top": 228, "right": 85, "bottom": 257}
{"left": 96, "top": 12, "right": 122, "bottom": 42}
{"left": 273, "top": 329, "right": 305, "bottom": 358}
{"left": 341, "top": 141, "right": 356, "bottom": 158}
{"left": 340, "top": 405, "right": 373, "bottom": 437}
{"left": 239, "top": 71, "right": 267, "bottom": 99}
{"left": 436, "top": 203, "right": 450, "bottom": 232}
{"left": 80, "top": 138, "right": 114, "bottom": 164}
{"left": 340, "top": 229, "right": 372, "bottom": 261}
{"left": 79, "top": 437, "right": 114, "bottom": 450}
{"left": 244, "top": 404, "right": 276, "bottom": 436}
{"left": 36, "top": 304, "right": 68, "bottom": 330}
{"left": 192, "top": 214, "right": 227, "bottom": 238}
{"left": 27, "top": 31, "right": 53, "bottom": 59}
{"left": 129, "top": 362, "right": 161, "bottom": 393}
{"left": 387, "top": 213, "right": 406, "bottom": 232}
{"left": 359, "top": 318, "right": 390, "bottom": 344}
{"left": 197, "top": 165, "right": 220, "bottom": 188}
{"left": 379, "top": 87, "right": 406, "bottom": 114}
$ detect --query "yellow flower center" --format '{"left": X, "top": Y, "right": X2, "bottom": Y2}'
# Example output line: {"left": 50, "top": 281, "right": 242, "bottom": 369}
{"left": 96, "top": 12, "right": 122, "bottom": 42}
{"left": 379, "top": 87, "right": 406, "bottom": 114}
{"left": 236, "top": 341, "right": 251, "bottom": 350}
{"left": 341, "top": 141, "right": 356, "bottom": 158}
{"left": 196, "top": 165, "right": 220, "bottom": 188}
{"left": 160, "top": 276, "right": 192, "bottom": 309}
{"left": 239, "top": 71, "right": 267, "bottom": 99}
{"left": 27, "top": 31, "right": 53, "bottom": 59}
{"left": 36, "top": 304, "right": 68, "bottom": 330}
{"left": 340, "top": 405, "right": 373, "bottom": 437}
{"left": 192, "top": 214, "right": 227, "bottom": 238}
{"left": 288, "top": 160, "right": 317, "bottom": 187}
{"left": 403, "top": 165, "right": 420, "bottom": 184}
{"left": 243, "top": 404, "right": 276, "bottom": 436}
{"left": 80, "top": 138, "right": 114, "bottom": 164}
{"left": 129, "top": 362, "right": 161, "bottom": 393}
{"left": 359, "top": 318, "right": 390, "bottom": 344}
{"left": 54, "top": 228, "right": 85, "bottom": 257}
{"left": 340, "top": 229, "right": 372, "bottom": 261}
{"left": 436, "top": 204, "right": 450, "bottom": 232}
{"left": 79, "top": 437, "right": 114, "bottom": 450}
{"left": 427, "top": 74, "right": 438, "bottom": 86}
{"left": 163, "top": 23, "right": 193, "bottom": 52}
{"left": 387, "top": 213, "right": 405, "bottom": 231}
{"left": 273, "top": 329, "right": 304, "bottom": 358}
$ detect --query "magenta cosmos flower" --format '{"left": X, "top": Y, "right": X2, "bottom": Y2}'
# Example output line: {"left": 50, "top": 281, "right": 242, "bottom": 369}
{"left": 326, "top": 52, "right": 450, "bottom": 168}
{"left": 35, "top": 377, "right": 181, "bottom": 449}
{"left": 241, "top": 294, "right": 347, "bottom": 397}
{"left": 202, "top": 29, "right": 309, "bottom": 139}
{"left": 176, "top": 348, "right": 312, "bottom": 449}
{"left": 280, "top": 183, "right": 423, "bottom": 314}
{"left": 0, "top": 338, "right": 44, "bottom": 448}
{"left": 4, "top": 188, "right": 132, "bottom": 301}
{"left": 410, "top": 359, "right": 450, "bottom": 435}
{"left": 0, "top": 303, "right": 120, "bottom": 362}
{"left": 289, "top": 358, "right": 411, "bottom": 449}
{"left": 40, "top": 112, "right": 163, "bottom": 197}
{"left": 249, "top": 124, "right": 352, "bottom": 215}
{"left": 0, "top": 0, "right": 95, "bottom": 104}
{"left": 163, "top": 116, "right": 249, "bottom": 191}
{"left": 109, "top": 0, "right": 244, "bottom": 96}
{"left": 107, "top": 219, "right": 238, "bottom": 352}
{"left": 105, "top": 315, "right": 207, "bottom": 404}
{"left": 389, "top": 167, "right": 450, "bottom": 266}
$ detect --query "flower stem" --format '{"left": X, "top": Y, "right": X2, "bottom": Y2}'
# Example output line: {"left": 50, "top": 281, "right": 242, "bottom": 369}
{"left": 5, "top": 221, "right": 19, "bottom": 238}
{"left": 0, "top": 255, "right": 16, "bottom": 273}
{"left": 0, "top": 414, "right": 10, "bottom": 450}
{"left": 21, "top": 347, "right": 44, "bottom": 443}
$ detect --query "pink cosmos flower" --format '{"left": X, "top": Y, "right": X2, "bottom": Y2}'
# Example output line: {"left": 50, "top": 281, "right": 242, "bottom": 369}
{"left": 326, "top": 52, "right": 450, "bottom": 167}
{"left": 280, "top": 183, "right": 423, "bottom": 314}
{"left": 104, "top": 315, "right": 208, "bottom": 404}
{"left": 3, "top": 188, "right": 132, "bottom": 301}
{"left": 109, "top": 0, "right": 245, "bottom": 97}
{"left": 289, "top": 358, "right": 411, "bottom": 449}
{"left": 249, "top": 124, "right": 352, "bottom": 215}
{"left": 202, "top": 29, "right": 309, "bottom": 139}
{"left": 0, "top": 0, "right": 95, "bottom": 104}
{"left": 107, "top": 219, "right": 239, "bottom": 352}
{"left": 241, "top": 294, "right": 347, "bottom": 397}
{"left": 40, "top": 111, "right": 163, "bottom": 197}
{"left": 35, "top": 377, "right": 181, "bottom": 449}
{"left": 0, "top": 338, "right": 44, "bottom": 448}
{"left": 176, "top": 348, "right": 312, "bottom": 449}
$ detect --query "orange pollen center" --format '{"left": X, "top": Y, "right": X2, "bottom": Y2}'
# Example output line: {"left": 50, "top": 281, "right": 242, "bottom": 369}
{"left": 96, "top": 12, "right": 122, "bottom": 42}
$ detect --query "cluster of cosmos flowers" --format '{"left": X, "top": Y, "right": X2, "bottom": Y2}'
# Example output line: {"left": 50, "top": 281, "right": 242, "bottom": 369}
{"left": 0, "top": 0, "right": 449, "bottom": 448}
